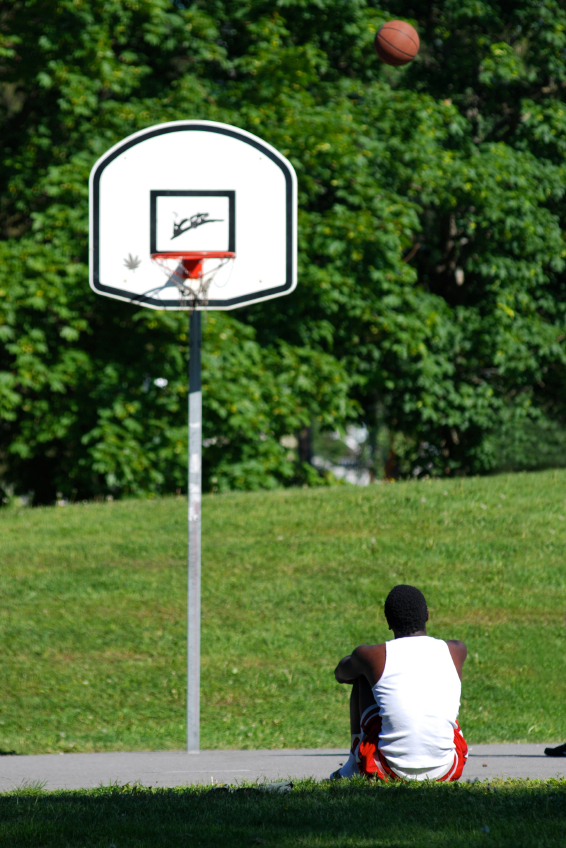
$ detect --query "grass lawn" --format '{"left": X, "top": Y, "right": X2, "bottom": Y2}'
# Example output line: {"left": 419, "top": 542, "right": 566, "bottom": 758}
{"left": 1, "top": 469, "right": 566, "bottom": 755}
{"left": 1, "top": 778, "right": 566, "bottom": 847}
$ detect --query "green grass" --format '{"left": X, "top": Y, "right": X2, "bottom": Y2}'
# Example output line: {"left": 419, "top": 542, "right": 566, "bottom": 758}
{"left": 2, "top": 779, "right": 566, "bottom": 847}
{"left": 1, "top": 469, "right": 566, "bottom": 755}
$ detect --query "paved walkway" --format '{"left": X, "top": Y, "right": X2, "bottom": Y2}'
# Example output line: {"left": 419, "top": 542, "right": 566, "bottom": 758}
{"left": 1, "top": 745, "right": 565, "bottom": 791}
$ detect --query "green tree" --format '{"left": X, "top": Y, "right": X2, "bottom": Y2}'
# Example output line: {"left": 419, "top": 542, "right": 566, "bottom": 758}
{"left": 0, "top": 0, "right": 356, "bottom": 501}
{"left": 1, "top": 0, "right": 566, "bottom": 501}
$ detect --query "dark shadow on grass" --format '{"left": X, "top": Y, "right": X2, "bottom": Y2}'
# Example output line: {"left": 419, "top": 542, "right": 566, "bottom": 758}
{"left": 1, "top": 778, "right": 566, "bottom": 847}
{"left": 0, "top": 751, "right": 17, "bottom": 757}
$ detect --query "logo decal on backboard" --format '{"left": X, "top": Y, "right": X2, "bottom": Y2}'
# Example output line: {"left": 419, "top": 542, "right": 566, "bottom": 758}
{"left": 150, "top": 191, "right": 235, "bottom": 255}
{"left": 172, "top": 212, "right": 224, "bottom": 241}
{"left": 123, "top": 253, "right": 142, "bottom": 270}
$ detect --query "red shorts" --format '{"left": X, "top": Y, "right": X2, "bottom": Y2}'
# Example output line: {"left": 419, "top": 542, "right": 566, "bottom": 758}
{"left": 356, "top": 705, "right": 468, "bottom": 782}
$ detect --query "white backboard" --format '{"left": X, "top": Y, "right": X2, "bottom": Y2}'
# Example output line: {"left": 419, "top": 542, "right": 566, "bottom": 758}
{"left": 89, "top": 121, "right": 297, "bottom": 310}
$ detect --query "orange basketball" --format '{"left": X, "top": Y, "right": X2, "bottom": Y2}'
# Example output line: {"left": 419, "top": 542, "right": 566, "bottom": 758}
{"left": 374, "top": 20, "right": 420, "bottom": 67}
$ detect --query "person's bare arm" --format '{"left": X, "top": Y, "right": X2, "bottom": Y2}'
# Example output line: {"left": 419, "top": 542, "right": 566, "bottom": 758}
{"left": 334, "top": 651, "right": 365, "bottom": 683}
{"left": 334, "top": 644, "right": 386, "bottom": 687}
{"left": 446, "top": 640, "right": 467, "bottom": 680}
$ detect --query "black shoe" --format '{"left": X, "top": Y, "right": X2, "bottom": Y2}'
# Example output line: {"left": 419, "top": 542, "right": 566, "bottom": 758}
{"left": 544, "top": 743, "right": 566, "bottom": 757}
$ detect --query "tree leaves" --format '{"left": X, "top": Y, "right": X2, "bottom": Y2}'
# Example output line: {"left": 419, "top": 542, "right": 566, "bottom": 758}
{"left": 1, "top": 0, "right": 566, "bottom": 500}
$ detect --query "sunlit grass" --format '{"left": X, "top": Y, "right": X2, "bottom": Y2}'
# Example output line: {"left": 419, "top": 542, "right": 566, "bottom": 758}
{"left": 1, "top": 469, "right": 566, "bottom": 754}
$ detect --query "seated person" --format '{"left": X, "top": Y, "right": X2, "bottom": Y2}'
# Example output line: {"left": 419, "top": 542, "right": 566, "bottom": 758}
{"left": 331, "top": 584, "right": 468, "bottom": 782}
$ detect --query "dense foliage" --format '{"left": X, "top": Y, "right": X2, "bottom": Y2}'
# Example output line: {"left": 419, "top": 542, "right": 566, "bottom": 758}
{"left": 1, "top": 0, "right": 566, "bottom": 500}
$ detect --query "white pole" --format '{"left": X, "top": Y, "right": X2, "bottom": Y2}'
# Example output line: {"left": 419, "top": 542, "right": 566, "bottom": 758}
{"left": 187, "top": 309, "right": 202, "bottom": 753}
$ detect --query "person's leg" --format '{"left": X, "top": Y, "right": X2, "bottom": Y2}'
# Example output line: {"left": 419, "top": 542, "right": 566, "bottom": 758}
{"left": 331, "top": 677, "right": 377, "bottom": 779}
{"left": 350, "top": 678, "right": 362, "bottom": 735}
{"left": 353, "top": 675, "right": 377, "bottom": 730}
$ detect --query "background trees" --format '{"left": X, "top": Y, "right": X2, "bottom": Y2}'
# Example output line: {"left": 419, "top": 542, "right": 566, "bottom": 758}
{"left": 1, "top": 0, "right": 566, "bottom": 502}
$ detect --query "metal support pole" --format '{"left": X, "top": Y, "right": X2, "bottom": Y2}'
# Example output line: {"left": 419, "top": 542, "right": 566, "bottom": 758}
{"left": 187, "top": 309, "right": 202, "bottom": 753}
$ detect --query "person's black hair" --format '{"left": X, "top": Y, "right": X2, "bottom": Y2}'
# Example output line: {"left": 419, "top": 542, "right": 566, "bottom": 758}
{"left": 384, "top": 584, "right": 428, "bottom": 636}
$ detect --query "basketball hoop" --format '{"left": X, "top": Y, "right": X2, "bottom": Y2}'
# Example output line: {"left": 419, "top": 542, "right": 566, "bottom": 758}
{"left": 89, "top": 120, "right": 298, "bottom": 752}
{"left": 151, "top": 251, "right": 236, "bottom": 308}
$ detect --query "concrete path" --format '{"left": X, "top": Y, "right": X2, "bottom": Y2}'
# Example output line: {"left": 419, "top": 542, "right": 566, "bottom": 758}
{"left": 1, "top": 745, "right": 566, "bottom": 791}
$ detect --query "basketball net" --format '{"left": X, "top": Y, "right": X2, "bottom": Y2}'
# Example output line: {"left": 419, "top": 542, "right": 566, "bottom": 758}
{"left": 151, "top": 252, "right": 235, "bottom": 308}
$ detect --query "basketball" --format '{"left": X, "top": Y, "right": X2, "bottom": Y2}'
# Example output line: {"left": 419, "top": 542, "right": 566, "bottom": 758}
{"left": 374, "top": 20, "right": 420, "bottom": 67}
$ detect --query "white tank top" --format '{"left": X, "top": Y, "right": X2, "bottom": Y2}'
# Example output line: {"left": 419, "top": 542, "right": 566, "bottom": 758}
{"left": 372, "top": 636, "right": 461, "bottom": 775}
